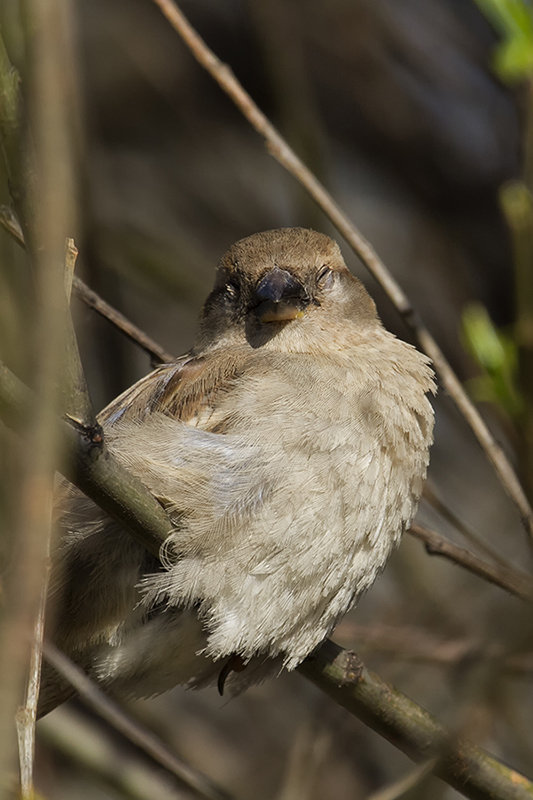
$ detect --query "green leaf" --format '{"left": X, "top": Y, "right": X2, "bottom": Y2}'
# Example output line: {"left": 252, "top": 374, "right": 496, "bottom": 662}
{"left": 461, "top": 303, "right": 524, "bottom": 418}
{"left": 473, "top": 0, "right": 533, "bottom": 81}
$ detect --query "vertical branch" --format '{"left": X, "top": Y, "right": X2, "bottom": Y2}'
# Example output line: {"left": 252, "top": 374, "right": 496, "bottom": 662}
{"left": 15, "top": 572, "right": 51, "bottom": 799}
{"left": 15, "top": 241, "right": 81, "bottom": 799}
{"left": 0, "top": 1, "right": 86, "bottom": 795}
{"left": 501, "top": 178, "right": 533, "bottom": 505}
{"left": 512, "top": 79, "right": 533, "bottom": 504}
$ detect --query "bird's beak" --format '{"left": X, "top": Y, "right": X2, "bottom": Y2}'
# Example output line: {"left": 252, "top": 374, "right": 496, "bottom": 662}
{"left": 253, "top": 267, "right": 309, "bottom": 323}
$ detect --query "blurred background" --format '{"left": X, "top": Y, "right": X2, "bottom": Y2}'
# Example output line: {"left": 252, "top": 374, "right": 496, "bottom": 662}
{"left": 1, "top": 0, "right": 533, "bottom": 798}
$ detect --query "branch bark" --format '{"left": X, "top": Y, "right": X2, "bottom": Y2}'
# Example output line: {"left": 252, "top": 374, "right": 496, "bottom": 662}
{"left": 43, "top": 644, "right": 231, "bottom": 800}
{"left": 0, "top": 360, "right": 171, "bottom": 559}
{"left": 298, "top": 640, "right": 533, "bottom": 800}
{"left": 408, "top": 524, "right": 533, "bottom": 601}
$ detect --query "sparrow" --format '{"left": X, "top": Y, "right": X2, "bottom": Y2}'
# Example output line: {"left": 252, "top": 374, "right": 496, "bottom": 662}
{"left": 39, "top": 227, "right": 435, "bottom": 716}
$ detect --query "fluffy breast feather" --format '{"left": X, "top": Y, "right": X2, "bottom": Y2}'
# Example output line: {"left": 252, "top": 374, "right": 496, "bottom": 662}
{"left": 105, "top": 334, "right": 434, "bottom": 668}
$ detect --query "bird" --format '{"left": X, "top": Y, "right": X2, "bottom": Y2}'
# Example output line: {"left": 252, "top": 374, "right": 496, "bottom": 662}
{"left": 39, "top": 227, "right": 435, "bottom": 716}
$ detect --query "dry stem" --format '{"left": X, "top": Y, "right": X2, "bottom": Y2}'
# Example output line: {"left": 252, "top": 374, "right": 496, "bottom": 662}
{"left": 298, "top": 640, "right": 533, "bottom": 800}
{"left": 408, "top": 524, "right": 533, "bottom": 601}
{"left": 43, "top": 644, "right": 231, "bottom": 800}
{"left": 0, "top": 204, "right": 174, "bottom": 365}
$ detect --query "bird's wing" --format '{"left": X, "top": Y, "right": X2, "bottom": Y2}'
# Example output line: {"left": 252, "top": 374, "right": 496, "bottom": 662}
{"left": 102, "top": 347, "right": 274, "bottom": 516}
{"left": 100, "top": 348, "right": 249, "bottom": 430}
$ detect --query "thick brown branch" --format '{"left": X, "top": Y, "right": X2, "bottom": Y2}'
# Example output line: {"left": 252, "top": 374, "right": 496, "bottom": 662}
{"left": 298, "top": 640, "right": 533, "bottom": 800}
{"left": 149, "top": 0, "right": 533, "bottom": 542}
{"left": 0, "top": 361, "right": 171, "bottom": 559}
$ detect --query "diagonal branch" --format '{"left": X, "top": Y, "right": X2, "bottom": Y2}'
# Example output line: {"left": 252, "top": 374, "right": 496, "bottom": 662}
{"left": 71, "top": 275, "right": 175, "bottom": 364}
{"left": 408, "top": 524, "right": 533, "bottom": 601}
{"left": 0, "top": 204, "right": 174, "bottom": 365}
{"left": 0, "top": 360, "right": 171, "bottom": 559}
{"left": 42, "top": 644, "right": 231, "bottom": 800}
{"left": 423, "top": 480, "right": 516, "bottom": 569}
{"left": 298, "top": 640, "right": 533, "bottom": 800}
{"left": 149, "top": 0, "right": 533, "bottom": 542}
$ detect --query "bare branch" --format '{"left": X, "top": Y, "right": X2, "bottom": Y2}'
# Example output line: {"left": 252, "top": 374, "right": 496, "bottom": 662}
{"left": 336, "top": 623, "right": 533, "bottom": 673}
{"left": 42, "top": 644, "right": 231, "bottom": 800}
{"left": 0, "top": 360, "right": 171, "bottom": 559}
{"left": 149, "top": 0, "right": 533, "bottom": 542}
{"left": 0, "top": 204, "right": 175, "bottom": 365}
{"left": 16, "top": 239, "right": 85, "bottom": 793}
{"left": 408, "top": 524, "right": 533, "bottom": 601}
{"left": 71, "top": 275, "right": 175, "bottom": 364}
{"left": 0, "top": 203, "right": 24, "bottom": 244}
{"left": 298, "top": 640, "right": 533, "bottom": 800}
{"left": 423, "top": 480, "right": 515, "bottom": 569}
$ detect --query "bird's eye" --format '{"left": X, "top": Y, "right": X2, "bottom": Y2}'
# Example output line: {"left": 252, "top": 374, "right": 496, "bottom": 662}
{"left": 316, "top": 266, "right": 334, "bottom": 289}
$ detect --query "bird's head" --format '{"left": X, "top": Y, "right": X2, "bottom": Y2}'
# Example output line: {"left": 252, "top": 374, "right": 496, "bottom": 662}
{"left": 197, "top": 228, "right": 379, "bottom": 351}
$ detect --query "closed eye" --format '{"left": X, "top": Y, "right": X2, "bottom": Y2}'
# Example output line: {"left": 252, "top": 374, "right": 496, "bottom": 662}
{"left": 224, "top": 280, "right": 239, "bottom": 298}
{"left": 316, "top": 266, "right": 334, "bottom": 290}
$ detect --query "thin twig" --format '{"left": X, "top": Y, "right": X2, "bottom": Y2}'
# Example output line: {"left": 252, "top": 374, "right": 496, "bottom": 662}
{"left": 0, "top": 204, "right": 24, "bottom": 244}
{"left": 423, "top": 479, "right": 514, "bottom": 569}
{"left": 0, "top": 204, "right": 174, "bottom": 365}
{"left": 64, "top": 237, "right": 78, "bottom": 301}
{"left": 15, "top": 578, "right": 51, "bottom": 799}
{"left": 298, "top": 640, "right": 533, "bottom": 800}
{"left": 16, "top": 243, "right": 82, "bottom": 782}
{"left": 365, "top": 759, "right": 437, "bottom": 800}
{"left": 13, "top": 227, "right": 86, "bottom": 797}
{"left": 38, "top": 707, "right": 216, "bottom": 800}
{"left": 42, "top": 644, "right": 231, "bottom": 800}
{"left": 71, "top": 275, "right": 175, "bottom": 364}
{"left": 150, "top": 0, "right": 533, "bottom": 542}
{"left": 336, "top": 622, "right": 533, "bottom": 673}
{"left": 409, "top": 524, "right": 533, "bottom": 601}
